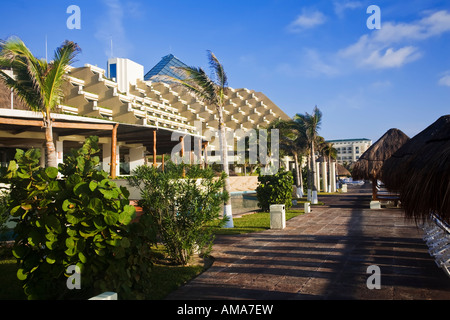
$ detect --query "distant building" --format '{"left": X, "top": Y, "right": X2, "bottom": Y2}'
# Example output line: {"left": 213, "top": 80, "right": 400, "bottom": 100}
{"left": 327, "top": 138, "right": 372, "bottom": 165}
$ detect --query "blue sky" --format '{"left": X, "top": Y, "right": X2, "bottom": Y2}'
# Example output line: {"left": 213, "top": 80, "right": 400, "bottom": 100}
{"left": 1, "top": 0, "right": 450, "bottom": 142}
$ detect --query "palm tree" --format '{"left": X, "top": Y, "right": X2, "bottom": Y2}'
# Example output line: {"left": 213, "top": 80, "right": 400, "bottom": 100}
{"left": 160, "top": 51, "right": 234, "bottom": 227}
{"left": 0, "top": 37, "right": 80, "bottom": 168}
{"left": 294, "top": 106, "right": 322, "bottom": 204}
{"left": 267, "top": 118, "right": 308, "bottom": 198}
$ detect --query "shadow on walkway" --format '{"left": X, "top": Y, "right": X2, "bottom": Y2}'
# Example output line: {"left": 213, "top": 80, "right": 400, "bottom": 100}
{"left": 166, "top": 184, "right": 450, "bottom": 300}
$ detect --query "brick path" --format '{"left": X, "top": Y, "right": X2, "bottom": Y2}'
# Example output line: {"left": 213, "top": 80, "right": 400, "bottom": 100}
{"left": 166, "top": 184, "right": 450, "bottom": 300}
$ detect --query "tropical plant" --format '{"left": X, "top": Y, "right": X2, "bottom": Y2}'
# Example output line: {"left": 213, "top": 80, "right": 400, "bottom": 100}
{"left": 159, "top": 51, "right": 234, "bottom": 227}
{"left": 3, "top": 137, "right": 154, "bottom": 300}
{"left": 294, "top": 106, "right": 322, "bottom": 204}
{"left": 128, "top": 163, "right": 228, "bottom": 265}
{"left": 0, "top": 37, "right": 80, "bottom": 167}
{"left": 256, "top": 169, "right": 293, "bottom": 212}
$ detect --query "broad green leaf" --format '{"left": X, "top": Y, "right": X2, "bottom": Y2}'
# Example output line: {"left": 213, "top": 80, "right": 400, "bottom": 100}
{"left": 99, "top": 188, "right": 118, "bottom": 200}
{"left": 62, "top": 199, "right": 76, "bottom": 212}
{"left": 78, "top": 252, "right": 87, "bottom": 263}
{"left": 118, "top": 205, "right": 136, "bottom": 225}
{"left": 104, "top": 211, "right": 119, "bottom": 225}
{"left": 44, "top": 167, "right": 58, "bottom": 180}
{"left": 73, "top": 182, "right": 89, "bottom": 196}
{"left": 89, "top": 181, "right": 98, "bottom": 191}
{"left": 66, "top": 237, "right": 76, "bottom": 249}
{"left": 45, "top": 253, "right": 56, "bottom": 264}
{"left": 17, "top": 268, "right": 28, "bottom": 281}
{"left": 88, "top": 198, "right": 103, "bottom": 213}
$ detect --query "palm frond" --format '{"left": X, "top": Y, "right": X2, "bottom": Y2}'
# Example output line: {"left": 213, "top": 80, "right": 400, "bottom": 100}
{"left": 207, "top": 50, "right": 227, "bottom": 89}
{"left": 44, "top": 41, "right": 81, "bottom": 111}
{"left": 0, "top": 37, "right": 45, "bottom": 111}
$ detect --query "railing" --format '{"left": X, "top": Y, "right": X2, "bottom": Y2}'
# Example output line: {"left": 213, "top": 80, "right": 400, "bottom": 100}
{"left": 422, "top": 213, "right": 450, "bottom": 277}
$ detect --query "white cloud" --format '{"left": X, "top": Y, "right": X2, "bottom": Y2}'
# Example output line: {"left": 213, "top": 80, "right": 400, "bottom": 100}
{"left": 333, "top": 1, "right": 363, "bottom": 18}
{"left": 438, "top": 72, "right": 450, "bottom": 87}
{"left": 338, "top": 10, "right": 450, "bottom": 69}
{"left": 362, "top": 46, "right": 421, "bottom": 69}
{"left": 288, "top": 9, "right": 326, "bottom": 33}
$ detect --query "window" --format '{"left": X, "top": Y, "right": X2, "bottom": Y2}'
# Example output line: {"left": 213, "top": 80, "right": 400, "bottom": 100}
{"left": 109, "top": 63, "right": 117, "bottom": 80}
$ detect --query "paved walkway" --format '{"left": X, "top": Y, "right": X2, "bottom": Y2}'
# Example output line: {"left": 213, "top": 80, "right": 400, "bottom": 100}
{"left": 166, "top": 184, "right": 450, "bottom": 300}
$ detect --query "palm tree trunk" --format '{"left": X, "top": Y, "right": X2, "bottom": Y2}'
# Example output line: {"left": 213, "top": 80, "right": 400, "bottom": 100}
{"left": 218, "top": 109, "right": 233, "bottom": 228}
{"left": 44, "top": 119, "right": 57, "bottom": 168}
{"left": 311, "top": 142, "right": 318, "bottom": 204}
{"left": 306, "top": 152, "right": 312, "bottom": 201}
{"left": 294, "top": 153, "right": 303, "bottom": 198}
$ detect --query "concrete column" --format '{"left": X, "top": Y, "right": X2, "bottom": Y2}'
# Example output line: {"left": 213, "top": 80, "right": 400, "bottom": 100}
{"left": 102, "top": 142, "right": 111, "bottom": 173}
{"left": 321, "top": 161, "right": 328, "bottom": 193}
{"left": 316, "top": 162, "right": 321, "bottom": 192}
{"left": 56, "top": 140, "right": 64, "bottom": 167}
{"left": 330, "top": 162, "right": 337, "bottom": 192}
{"left": 129, "top": 146, "right": 145, "bottom": 173}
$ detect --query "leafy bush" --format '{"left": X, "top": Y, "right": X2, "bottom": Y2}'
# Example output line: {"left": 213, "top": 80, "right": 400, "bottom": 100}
{"left": 3, "top": 137, "right": 155, "bottom": 299}
{"left": 0, "top": 180, "right": 10, "bottom": 238}
{"left": 256, "top": 169, "right": 294, "bottom": 212}
{"left": 128, "top": 163, "right": 228, "bottom": 265}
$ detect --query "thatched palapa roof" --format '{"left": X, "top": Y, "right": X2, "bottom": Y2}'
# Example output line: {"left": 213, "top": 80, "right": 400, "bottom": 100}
{"left": 352, "top": 128, "right": 409, "bottom": 181}
{"left": 391, "top": 115, "right": 450, "bottom": 224}
{"left": 382, "top": 115, "right": 450, "bottom": 192}
{"left": 337, "top": 163, "right": 351, "bottom": 177}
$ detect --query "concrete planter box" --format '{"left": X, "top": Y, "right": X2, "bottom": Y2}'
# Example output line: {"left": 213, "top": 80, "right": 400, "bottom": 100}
{"left": 270, "top": 204, "right": 286, "bottom": 230}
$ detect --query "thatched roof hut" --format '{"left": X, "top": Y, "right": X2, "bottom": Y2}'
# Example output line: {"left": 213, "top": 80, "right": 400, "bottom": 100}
{"left": 393, "top": 116, "right": 450, "bottom": 223}
{"left": 382, "top": 115, "right": 450, "bottom": 192}
{"left": 336, "top": 163, "right": 351, "bottom": 177}
{"left": 352, "top": 128, "right": 409, "bottom": 181}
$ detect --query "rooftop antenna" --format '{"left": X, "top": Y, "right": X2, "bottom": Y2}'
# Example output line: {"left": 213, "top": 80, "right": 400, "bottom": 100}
{"left": 45, "top": 35, "right": 48, "bottom": 62}
{"left": 110, "top": 36, "right": 114, "bottom": 58}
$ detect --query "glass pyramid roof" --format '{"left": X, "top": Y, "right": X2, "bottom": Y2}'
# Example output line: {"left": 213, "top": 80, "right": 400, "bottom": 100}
{"left": 144, "top": 54, "right": 188, "bottom": 82}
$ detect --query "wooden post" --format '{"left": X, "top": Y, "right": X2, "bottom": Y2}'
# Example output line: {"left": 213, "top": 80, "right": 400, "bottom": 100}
{"left": 161, "top": 154, "right": 165, "bottom": 171}
{"left": 153, "top": 130, "right": 157, "bottom": 168}
{"left": 110, "top": 123, "right": 119, "bottom": 179}
{"left": 372, "top": 178, "right": 377, "bottom": 200}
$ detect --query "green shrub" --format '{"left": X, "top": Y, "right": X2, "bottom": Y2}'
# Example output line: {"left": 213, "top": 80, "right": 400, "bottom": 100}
{"left": 128, "top": 163, "right": 227, "bottom": 265}
{"left": 3, "top": 137, "right": 154, "bottom": 299}
{"left": 256, "top": 169, "right": 294, "bottom": 212}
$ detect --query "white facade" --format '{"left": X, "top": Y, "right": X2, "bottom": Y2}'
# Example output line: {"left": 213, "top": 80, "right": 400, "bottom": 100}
{"left": 107, "top": 58, "right": 144, "bottom": 93}
{"left": 328, "top": 139, "right": 372, "bottom": 165}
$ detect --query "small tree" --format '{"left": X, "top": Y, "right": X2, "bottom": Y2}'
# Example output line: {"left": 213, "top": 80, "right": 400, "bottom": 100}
{"left": 0, "top": 37, "right": 80, "bottom": 167}
{"left": 256, "top": 169, "right": 294, "bottom": 212}
{"left": 4, "top": 137, "right": 153, "bottom": 299}
{"left": 129, "top": 163, "right": 228, "bottom": 265}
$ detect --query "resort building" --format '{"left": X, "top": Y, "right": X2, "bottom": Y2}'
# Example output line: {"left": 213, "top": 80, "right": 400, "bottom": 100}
{"left": 0, "top": 54, "right": 291, "bottom": 176}
{"left": 327, "top": 138, "right": 372, "bottom": 165}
